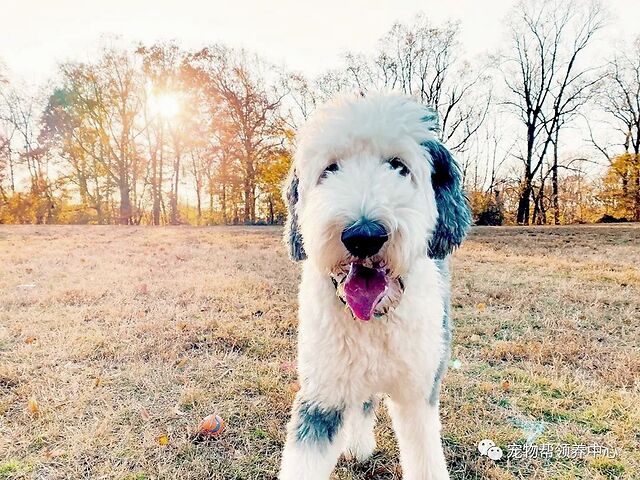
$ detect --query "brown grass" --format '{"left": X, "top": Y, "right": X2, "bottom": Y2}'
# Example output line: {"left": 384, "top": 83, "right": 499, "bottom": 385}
{"left": 0, "top": 224, "right": 638, "bottom": 479}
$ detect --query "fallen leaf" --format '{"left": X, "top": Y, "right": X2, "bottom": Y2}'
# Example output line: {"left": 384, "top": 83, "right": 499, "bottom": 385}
{"left": 157, "top": 434, "right": 169, "bottom": 445}
{"left": 476, "top": 303, "right": 486, "bottom": 312}
{"left": 280, "top": 361, "right": 296, "bottom": 373}
{"left": 289, "top": 381, "right": 300, "bottom": 394}
{"left": 27, "top": 397, "right": 39, "bottom": 414}
{"left": 176, "top": 358, "right": 188, "bottom": 368}
{"left": 140, "top": 408, "right": 151, "bottom": 421}
{"left": 502, "top": 380, "right": 511, "bottom": 392}
{"left": 137, "top": 283, "right": 148, "bottom": 295}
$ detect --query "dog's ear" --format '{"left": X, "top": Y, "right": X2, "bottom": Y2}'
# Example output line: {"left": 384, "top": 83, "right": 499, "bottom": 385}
{"left": 283, "top": 169, "right": 306, "bottom": 261}
{"left": 423, "top": 139, "right": 472, "bottom": 259}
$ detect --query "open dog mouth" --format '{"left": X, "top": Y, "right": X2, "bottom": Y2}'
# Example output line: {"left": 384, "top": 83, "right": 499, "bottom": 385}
{"left": 331, "top": 259, "right": 403, "bottom": 321}
{"left": 343, "top": 263, "right": 389, "bottom": 321}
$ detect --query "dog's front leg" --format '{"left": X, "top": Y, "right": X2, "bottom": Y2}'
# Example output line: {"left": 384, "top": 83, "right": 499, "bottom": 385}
{"left": 343, "top": 397, "right": 377, "bottom": 462}
{"left": 279, "top": 394, "right": 345, "bottom": 480}
{"left": 388, "top": 396, "right": 449, "bottom": 480}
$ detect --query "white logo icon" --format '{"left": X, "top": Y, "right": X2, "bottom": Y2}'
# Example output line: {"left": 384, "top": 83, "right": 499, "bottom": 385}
{"left": 478, "top": 439, "right": 503, "bottom": 461}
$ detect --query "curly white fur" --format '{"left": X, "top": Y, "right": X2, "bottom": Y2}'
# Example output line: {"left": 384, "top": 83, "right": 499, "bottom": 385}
{"left": 280, "top": 93, "right": 461, "bottom": 480}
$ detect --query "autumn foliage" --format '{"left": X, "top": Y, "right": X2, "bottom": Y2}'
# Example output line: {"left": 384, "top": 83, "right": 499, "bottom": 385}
{"left": 1, "top": 12, "right": 640, "bottom": 225}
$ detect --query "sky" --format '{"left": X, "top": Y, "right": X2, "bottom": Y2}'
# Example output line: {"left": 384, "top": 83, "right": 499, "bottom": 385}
{"left": 3, "top": 0, "right": 637, "bottom": 85}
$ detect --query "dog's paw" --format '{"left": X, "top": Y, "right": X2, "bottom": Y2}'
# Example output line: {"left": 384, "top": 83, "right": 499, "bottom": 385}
{"left": 343, "top": 432, "right": 376, "bottom": 462}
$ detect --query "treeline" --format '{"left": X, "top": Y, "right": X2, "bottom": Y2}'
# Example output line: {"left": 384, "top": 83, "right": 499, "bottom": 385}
{"left": 1, "top": 44, "right": 293, "bottom": 225}
{"left": 0, "top": 0, "right": 639, "bottom": 226}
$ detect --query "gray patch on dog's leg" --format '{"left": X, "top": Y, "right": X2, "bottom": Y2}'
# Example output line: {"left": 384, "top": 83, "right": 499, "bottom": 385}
{"left": 429, "top": 258, "right": 452, "bottom": 406}
{"left": 362, "top": 394, "right": 379, "bottom": 415}
{"left": 295, "top": 399, "right": 344, "bottom": 444}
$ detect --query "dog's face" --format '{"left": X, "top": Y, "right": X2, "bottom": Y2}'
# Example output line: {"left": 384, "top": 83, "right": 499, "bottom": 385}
{"left": 284, "top": 94, "right": 470, "bottom": 320}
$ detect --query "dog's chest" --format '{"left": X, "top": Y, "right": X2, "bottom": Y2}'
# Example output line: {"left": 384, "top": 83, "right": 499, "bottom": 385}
{"left": 297, "top": 260, "right": 446, "bottom": 402}
{"left": 339, "top": 310, "right": 444, "bottom": 394}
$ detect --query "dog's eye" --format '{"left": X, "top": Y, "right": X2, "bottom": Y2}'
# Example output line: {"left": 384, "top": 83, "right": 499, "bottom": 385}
{"left": 320, "top": 162, "right": 340, "bottom": 179}
{"left": 387, "top": 157, "right": 410, "bottom": 176}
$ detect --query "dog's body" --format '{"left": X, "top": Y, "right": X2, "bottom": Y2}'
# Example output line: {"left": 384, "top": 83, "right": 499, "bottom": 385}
{"left": 280, "top": 94, "right": 471, "bottom": 480}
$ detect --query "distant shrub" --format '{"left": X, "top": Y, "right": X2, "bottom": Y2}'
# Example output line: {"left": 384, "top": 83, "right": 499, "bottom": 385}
{"left": 476, "top": 202, "right": 505, "bottom": 226}
{"left": 596, "top": 214, "right": 629, "bottom": 223}
{"left": 470, "top": 190, "right": 504, "bottom": 226}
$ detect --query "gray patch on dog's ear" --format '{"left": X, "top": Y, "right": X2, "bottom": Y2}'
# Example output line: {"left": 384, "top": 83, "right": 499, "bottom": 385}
{"left": 423, "top": 139, "right": 472, "bottom": 259}
{"left": 283, "top": 169, "right": 306, "bottom": 261}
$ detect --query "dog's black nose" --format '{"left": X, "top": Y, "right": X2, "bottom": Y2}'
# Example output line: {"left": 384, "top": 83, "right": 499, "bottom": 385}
{"left": 341, "top": 220, "right": 388, "bottom": 259}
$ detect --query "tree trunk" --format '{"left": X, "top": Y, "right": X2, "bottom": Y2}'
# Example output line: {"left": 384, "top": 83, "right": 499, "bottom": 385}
{"left": 517, "top": 125, "right": 535, "bottom": 225}
{"left": 209, "top": 190, "right": 214, "bottom": 224}
{"left": 119, "top": 183, "right": 132, "bottom": 225}
{"left": 170, "top": 148, "right": 181, "bottom": 225}
{"left": 221, "top": 181, "right": 227, "bottom": 224}
{"left": 8, "top": 146, "right": 16, "bottom": 194}
{"left": 268, "top": 195, "right": 274, "bottom": 224}
{"left": 243, "top": 155, "right": 255, "bottom": 224}
{"left": 551, "top": 163, "right": 560, "bottom": 225}
{"left": 195, "top": 182, "right": 202, "bottom": 225}
{"left": 152, "top": 127, "right": 162, "bottom": 225}
{"left": 243, "top": 177, "right": 252, "bottom": 224}
{"left": 552, "top": 128, "right": 560, "bottom": 225}
{"left": 516, "top": 177, "right": 532, "bottom": 225}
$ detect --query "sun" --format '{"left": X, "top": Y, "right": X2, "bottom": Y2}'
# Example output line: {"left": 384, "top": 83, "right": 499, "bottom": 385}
{"left": 149, "top": 91, "right": 181, "bottom": 119}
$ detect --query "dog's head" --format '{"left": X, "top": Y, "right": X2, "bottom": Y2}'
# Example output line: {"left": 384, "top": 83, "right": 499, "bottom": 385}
{"left": 284, "top": 93, "right": 471, "bottom": 320}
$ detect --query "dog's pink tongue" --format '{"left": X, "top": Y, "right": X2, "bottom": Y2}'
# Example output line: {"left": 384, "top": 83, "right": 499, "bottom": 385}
{"left": 343, "top": 263, "right": 388, "bottom": 321}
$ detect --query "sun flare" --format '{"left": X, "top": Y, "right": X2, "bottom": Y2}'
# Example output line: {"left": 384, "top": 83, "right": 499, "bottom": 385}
{"left": 149, "top": 91, "right": 181, "bottom": 119}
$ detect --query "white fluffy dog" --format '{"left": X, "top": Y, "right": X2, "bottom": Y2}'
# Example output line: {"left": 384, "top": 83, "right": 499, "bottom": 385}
{"left": 279, "top": 93, "right": 471, "bottom": 480}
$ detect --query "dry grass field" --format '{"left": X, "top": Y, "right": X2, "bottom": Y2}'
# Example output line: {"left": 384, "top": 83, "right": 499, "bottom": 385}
{"left": 0, "top": 224, "right": 639, "bottom": 480}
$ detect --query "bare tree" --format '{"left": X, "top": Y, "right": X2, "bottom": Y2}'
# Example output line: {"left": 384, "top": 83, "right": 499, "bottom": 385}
{"left": 0, "top": 67, "right": 17, "bottom": 201}
{"left": 503, "top": 0, "right": 605, "bottom": 224}
{"left": 1, "top": 83, "right": 58, "bottom": 223}
{"left": 590, "top": 38, "right": 640, "bottom": 220}
{"left": 341, "top": 15, "right": 492, "bottom": 153}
